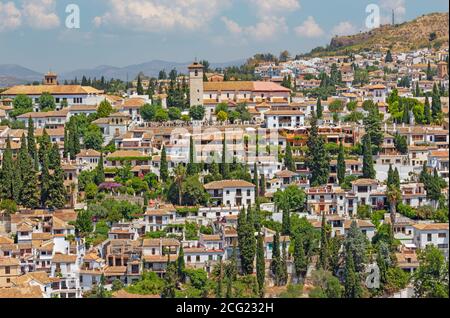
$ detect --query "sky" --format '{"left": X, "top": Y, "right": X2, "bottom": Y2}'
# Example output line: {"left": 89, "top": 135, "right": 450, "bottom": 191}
{"left": 0, "top": 0, "right": 448, "bottom": 73}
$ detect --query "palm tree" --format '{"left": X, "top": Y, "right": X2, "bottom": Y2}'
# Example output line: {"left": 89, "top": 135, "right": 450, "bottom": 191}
{"left": 173, "top": 164, "right": 187, "bottom": 206}
{"left": 386, "top": 184, "right": 402, "bottom": 234}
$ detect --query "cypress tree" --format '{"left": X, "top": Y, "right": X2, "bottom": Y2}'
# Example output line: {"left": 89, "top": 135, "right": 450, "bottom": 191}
{"left": 424, "top": 96, "right": 432, "bottom": 124}
{"left": 40, "top": 153, "right": 50, "bottom": 207}
{"left": 387, "top": 164, "right": 394, "bottom": 187}
{"left": 240, "top": 205, "right": 256, "bottom": 275}
{"left": 216, "top": 257, "right": 223, "bottom": 298}
{"left": 260, "top": 173, "right": 266, "bottom": 197}
{"left": 45, "top": 151, "right": 67, "bottom": 209}
{"left": 38, "top": 129, "right": 51, "bottom": 167}
{"left": 256, "top": 234, "right": 265, "bottom": 297}
{"left": 0, "top": 137, "right": 15, "bottom": 200}
{"left": 18, "top": 134, "right": 39, "bottom": 208}
{"left": 294, "top": 236, "right": 307, "bottom": 280}
{"left": 280, "top": 239, "right": 288, "bottom": 286}
{"left": 415, "top": 81, "right": 421, "bottom": 97}
{"left": 136, "top": 76, "right": 144, "bottom": 95}
{"left": 343, "top": 252, "right": 362, "bottom": 298}
{"left": 282, "top": 207, "right": 290, "bottom": 236}
{"left": 187, "top": 136, "right": 198, "bottom": 176}
{"left": 160, "top": 146, "right": 169, "bottom": 182}
{"left": 402, "top": 103, "right": 409, "bottom": 124}
{"left": 306, "top": 112, "right": 330, "bottom": 186}
{"left": 284, "top": 142, "right": 295, "bottom": 172}
{"left": 48, "top": 143, "right": 61, "bottom": 170}
{"left": 337, "top": 141, "right": 346, "bottom": 185}
{"left": 271, "top": 232, "right": 281, "bottom": 281}
{"left": 221, "top": 134, "right": 229, "bottom": 179}
{"left": 318, "top": 213, "right": 329, "bottom": 270}
{"left": 253, "top": 163, "right": 259, "bottom": 201}
{"left": 316, "top": 98, "right": 323, "bottom": 119}
{"left": 177, "top": 245, "right": 185, "bottom": 281}
{"left": 362, "top": 134, "right": 376, "bottom": 179}
{"left": 394, "top": 168, "right": 400, "bottom": 189}
{"left": 431, "top": 83, "right": 442, "bottom": 121}
{"left": 94, "top": 153, "right": 105, "bottom": 185}
{"left": 27, "top": 117, "right": 38, "bottom": 169}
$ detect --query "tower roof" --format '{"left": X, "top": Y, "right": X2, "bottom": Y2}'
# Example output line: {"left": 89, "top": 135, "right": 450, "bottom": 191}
{"left": 188, "top": 61, "right": 204, "bottom": 70}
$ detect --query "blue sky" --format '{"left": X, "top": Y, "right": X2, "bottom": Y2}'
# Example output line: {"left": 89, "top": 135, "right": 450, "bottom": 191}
{"left": 0, "top": 0, "right": 448, "bottom": 73}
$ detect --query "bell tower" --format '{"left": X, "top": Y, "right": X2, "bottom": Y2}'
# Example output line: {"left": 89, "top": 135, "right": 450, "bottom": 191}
{"left": 188, "top": 60, "right": 204, "bottom": 107}
{"left": 44, "top": 71, "right": 58, "bottom": 85}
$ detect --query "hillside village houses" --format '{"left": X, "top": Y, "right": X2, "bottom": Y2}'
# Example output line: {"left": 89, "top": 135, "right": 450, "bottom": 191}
{"left": 0, "top": 45, "right": 449, "bottom": 298}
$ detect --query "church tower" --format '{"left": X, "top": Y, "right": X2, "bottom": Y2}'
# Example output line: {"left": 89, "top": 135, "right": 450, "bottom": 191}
{"left": 44, "top": 71, "right": 58, "bottom": 85}
{"left": 188, "top": 61, "right": 204, "bottom": 107}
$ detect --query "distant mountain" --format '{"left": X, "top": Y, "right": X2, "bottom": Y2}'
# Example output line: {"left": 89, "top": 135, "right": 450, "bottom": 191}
{"left": 0, "top": 59, "right": 246, "bottom": 87}
{"left": 59, "top": 59, "right": 246, "bottom": 81}
{"left": 0, "top": 64, "right": 42, "bottom": 87}
{"left": 307, "top": 12, "right": 449, "bottom": 57}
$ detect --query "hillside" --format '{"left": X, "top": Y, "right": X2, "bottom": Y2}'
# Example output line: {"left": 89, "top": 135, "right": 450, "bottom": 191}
{"left": 311, "top": 12, "right": 449, "bottom": 56}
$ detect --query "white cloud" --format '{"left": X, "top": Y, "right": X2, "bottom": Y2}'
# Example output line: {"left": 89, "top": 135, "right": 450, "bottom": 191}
{"left": 94, "top": 0, "right": 230, "bottom": 32}
{"left": 249, "top": 0, "right": 301, "bottom": 16}
{"left": 0, "top": 1, "right": 22, "bottom": 32}
{"left": 21, "top": 0, "right": 60, "bottom": 29}
{"left": 295, "top": 16, "right": 324, "bottom": 38}
{"left": 379, "top": 0, "right": 406, "bottom": 24}
{"left": 331, "top": 21, "right": 357, "bottom": 37}
{"left": 222, "top": 16, "right": 288, "bottom": 42}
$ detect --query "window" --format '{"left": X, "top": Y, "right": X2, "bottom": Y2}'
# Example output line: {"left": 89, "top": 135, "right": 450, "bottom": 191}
{"left": 427, "top": 233, "right": 432, "bottom": 242}
{"left": 196, "top": 256, "right": 200, "bottom": 262}
{"left": 438, "top": 233, "right": 447, "bottom": 238}
{"left": 187, "top": 256, "right": 191, "bottom": 262}
{"left": 5, "top": 266, "right": 10, "bottom": 274}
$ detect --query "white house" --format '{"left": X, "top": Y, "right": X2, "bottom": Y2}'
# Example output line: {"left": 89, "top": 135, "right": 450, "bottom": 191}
{"left": 264, "top": 110, "right": 305, "bottom": 129}
{"left": 413, "top": 223, "right": 449, "bottom": 260}
{"left": 204, "top": 180, "right": 256, "bottom": 208}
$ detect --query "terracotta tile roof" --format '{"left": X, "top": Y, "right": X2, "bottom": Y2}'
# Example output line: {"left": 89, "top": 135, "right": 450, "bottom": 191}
{"left": 0, "top": 257, "right": 20, "bottom": 266}
{"left": 275, "top": 170, "right": 299, "bottom": 178}
{"left": 0, "top": 286, "right": 43, "bottom": 298}
{"left": 204, "top": 179, "right": 255, "bottom": 190}
{"left": 352, "top": 178, "right": 378, "bottom": 186}
{"left": 52, "top": 253, "right": 77, "bottom": 263}
{"left": 413, "top": 223, "right": 449, "bottom": 231}
{"left": 76, "top": 149, "right": 101, "bottom": 157}
{"left": 142, "top": 238, "right": 180, "bottom": 247}
{"left": 107, "top": 150, "right": 148, "bottom": 159}
{"left": 17, "top": 108, "right": 69, "bottom": 119}
{"left": 201, "top": 234, "right": 222, "bottom": 241}
{"left": 143, "top": 254, "right": 177, "bottom": 263}
{"left": 104, "top": 266, "right": 127, "bottom": 276}
{"left": 1, "top": 85, "right": 103, "bottom": 96}
{"left": 265, "top": 110, "right": 304, "bottom": 116}
{"left": 122, "top": 98, "right": 146, "bottom": 108}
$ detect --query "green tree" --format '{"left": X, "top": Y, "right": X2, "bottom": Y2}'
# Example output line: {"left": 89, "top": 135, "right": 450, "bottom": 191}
{"left": 17, "top": 135, "right": 39, "bottom": 208}
{"left": 318, "top": 214, "right": 329, "bottom": 270}
{"left": 362, "top": 135, "right": 376, "bottom": 179}
{"left": 27, "top": 117, "right": 38, "bottom": 169}
{"left": 189, "top": 105, "right": 205, "bottom": 121}
{"left": 136, "top": 76, "right": 144, "bottom": 95}
{"left": 363, "top": 105, "right": 383, "bottom": 152}
{"left": 84, "top": 125, "right": 104, "bottom": 151}
{"left": 0, "top": 138, "right": 15, "bottom": 200}
{"left": 256, "top": 234, "right": 265, "bottom": 297}
{"left": 316, "top": 98, "right": 323, "bottom": 119}
{"left": 187, "top": 136, "right": 199, "bottom": 176}
{"left": 75, "top": 209, "right": 93, "bottom": 236}
{"left": 160, "top": 146, "right": 169, "bottom": 182}
{"left": 46, "top": 154, "right": 67, "bottom": 209}
{"left": 337, "top": 141, "right": 346, "bottom": 185}
{"left": 414, "top": 245, "right": 449, "bottom": 298}
{"left": 431, "top": 83, "right": 442, "bottom": 121}
{"left": 343, "top": 252, "right": 363, "bottom": 298}
{"left": 97, "top": 100, "right": 113, "bottom": 118}
{"left": 94, "top": 153, "right": 105, "bottom": 185}
{"left": 284, "top": 142, "right": 295, "bottom": 172}
{"left": 177, "top": 245, "right": 185, "bottom": 281}
{"left": 293, "top": 236, "right": 307, "bottom": 280}
{"left": 39, "top": 92, "right": 56, "bottom": 111}
{"left": 12, "top": 95, "right": 33, "bottom": 117}
{"left": 424, "top": 96, "right": 432, "bottom": 124}
{"left": 306, "top": 112, "right": 330, "bottom": 186}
